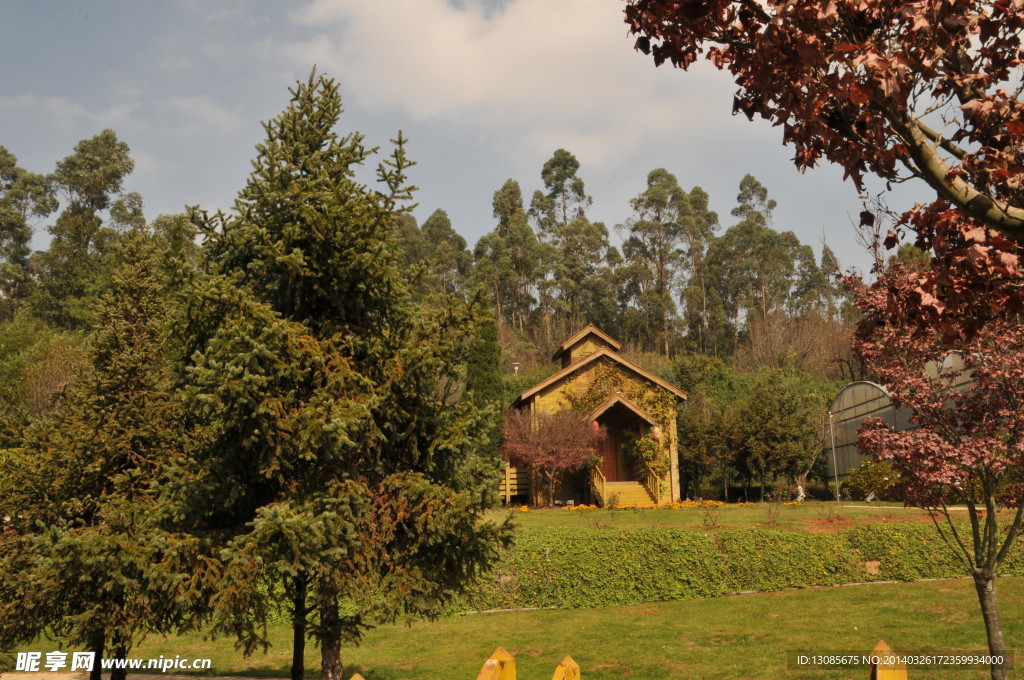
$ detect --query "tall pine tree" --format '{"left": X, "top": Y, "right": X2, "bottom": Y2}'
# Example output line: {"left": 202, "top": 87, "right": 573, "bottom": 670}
{"left": 173, "top": 71, "right": 508, "bottom": 680}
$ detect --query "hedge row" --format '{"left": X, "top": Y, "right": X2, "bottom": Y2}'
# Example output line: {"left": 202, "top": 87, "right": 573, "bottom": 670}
{"left": 458, "top": 523, "right": 1024, "bottom": 612}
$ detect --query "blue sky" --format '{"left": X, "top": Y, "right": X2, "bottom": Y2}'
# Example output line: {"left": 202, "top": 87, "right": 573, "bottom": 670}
{"left": 3, "top": 0, "right": 923, "bottom": 273}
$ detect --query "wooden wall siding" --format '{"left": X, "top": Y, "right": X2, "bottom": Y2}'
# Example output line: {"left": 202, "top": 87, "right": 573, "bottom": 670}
{"left": 562, "top": 337, "right": 616, "bottom": 367}
{"left": 668, "top": 409, "right": 680, "bottom": 502}
{"left": 499, "top": 464, "right": 530, "bottom": 505}
{"left": 534, "top": 358, "right": 650, "bottom": 415}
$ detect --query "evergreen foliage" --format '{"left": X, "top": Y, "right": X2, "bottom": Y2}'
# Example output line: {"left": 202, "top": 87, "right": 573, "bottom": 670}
{"left": 172, "top": 71, "right": 509, "bottom": 680}
{"left": 0, "top": 239, "right": 202, "bottom": 680}
{"left": 0, "top": 147, "right": 56, "bottom": 319}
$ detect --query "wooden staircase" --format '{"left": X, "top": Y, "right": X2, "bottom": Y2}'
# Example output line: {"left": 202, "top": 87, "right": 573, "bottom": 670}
{"left": 604, "top": 480, "right": 656, "bottom": 506}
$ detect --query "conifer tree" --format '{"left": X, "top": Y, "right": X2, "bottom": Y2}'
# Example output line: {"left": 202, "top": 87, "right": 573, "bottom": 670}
{"left": 173, "top": 71, "right": 508, "bottom": 680}
{"left": 0, "top": 238, "right": 203, "bottom": 680}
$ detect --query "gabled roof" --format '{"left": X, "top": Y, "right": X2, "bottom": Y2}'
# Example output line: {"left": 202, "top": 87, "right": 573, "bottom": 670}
{"left": 551, "top": 324, "right": 622, "bottom": 362}
{"left": 587, "top": 394, "right": 658, "bottom": 426}
{"left": 513, "top": 347, "right": 687, "bottom": 406}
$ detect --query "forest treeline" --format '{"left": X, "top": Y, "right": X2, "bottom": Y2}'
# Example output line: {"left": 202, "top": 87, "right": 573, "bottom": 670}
{"left": 1, "top": 130, "right": 926, "bottom": 499}
{"left": 398, "top": 150, "right": 860, "bottom": 372}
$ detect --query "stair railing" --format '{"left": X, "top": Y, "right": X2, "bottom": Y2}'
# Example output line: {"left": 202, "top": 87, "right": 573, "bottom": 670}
{"left": 641, "top": 463, "right": 661, "bottom": 505}
{"left": 589, "top": 467, "right": 606, "bottom": 507}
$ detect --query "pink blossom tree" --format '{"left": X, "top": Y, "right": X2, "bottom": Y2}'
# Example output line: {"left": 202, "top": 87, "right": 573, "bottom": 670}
{"left": 853, "top": 252, "right": 1024, "bottom": 680}
{"left": 501, "top": 409, "right": 602, "bottom": 507}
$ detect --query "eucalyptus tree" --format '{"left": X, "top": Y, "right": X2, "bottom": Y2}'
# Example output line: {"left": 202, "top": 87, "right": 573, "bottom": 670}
{"left": 705, "top": 175, "right": 827, "bottom": 351}
{"left": 529, "top": 148, "right": 591, "bottom": 240}
{"left": 492, "top": 179, "right": 542, "bottom": 331}
{"left": 32, "top": 130, "right": 141, "bottom": 330}
{"left": 0, "top": 147, "right": 56, "bottom": 319}
{"left": 420, "top": 208, "right": 471, "bottom": 296}
{"left": 621, "top": 169, "right": 718, "bottom": 356}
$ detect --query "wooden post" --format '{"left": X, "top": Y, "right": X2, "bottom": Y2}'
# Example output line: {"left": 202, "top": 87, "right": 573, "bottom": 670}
{"left": 870, "top": 640, "right": 908, "bottom": 680}
{"left": 504, "top": 464, "right": 512, "bottom": 506}
{"left": 551, "top": 655, "right": 580, "bottom": 680}
{"left": 476, "top": 647, "right": 516, "bottom": 680}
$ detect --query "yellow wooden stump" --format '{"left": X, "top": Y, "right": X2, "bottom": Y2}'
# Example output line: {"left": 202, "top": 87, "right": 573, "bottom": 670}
{"left": 550, "top": 655, "right": 580, "bottom": 680}
{"left": 871, "top": 640, "right": 908, "bottom": 680}
{"left": 476, "top": 646, "right": 517, "bottom": 680}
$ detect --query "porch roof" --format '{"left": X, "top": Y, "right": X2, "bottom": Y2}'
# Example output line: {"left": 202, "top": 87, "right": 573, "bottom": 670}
{"left": 586, "top": 394, "right": 658, "bottom": 426}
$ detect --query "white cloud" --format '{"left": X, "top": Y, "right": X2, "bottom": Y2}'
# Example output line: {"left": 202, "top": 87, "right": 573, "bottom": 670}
{"left": 281, "top": 0, "right": 741, "bottom": 168}
{"left": 163, "top": 95, "right": 244, "bottom": 139}
{"left": 0, "top": 93, "right": 140, "bottom": 134}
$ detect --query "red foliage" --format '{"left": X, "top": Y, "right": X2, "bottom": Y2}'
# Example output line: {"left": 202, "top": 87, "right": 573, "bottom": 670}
{"left": 851, "top": 258, "right": 1024, "bottom": 675}
{"left": 501, "top": 409, "right": 603, "bottom": 505}
{"left": 851, "top": 251, "right": 1024, "bottom": 501}
{"left": 853, "top": 269, "right": 1024, "bottom": 507}
{"left": 624, "top": 0, "right": 1024, "bottom": 231}
{"left": 501, "top": 409, "right": 601, "bottom": 473}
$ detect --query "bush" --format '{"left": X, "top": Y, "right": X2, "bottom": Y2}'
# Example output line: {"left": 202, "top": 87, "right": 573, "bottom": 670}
{"left": 716, "top": 530, "right": 863, "bottom": 592}
{"left": 843, "top": 460, "right": 901, "bottom": 501}
{"left": 457, "top": 523, "right": 1024, "bottom": 612}
{"left": 802, "top": 479, "right": 832, "bottom": 500}
{"left": 465, "top": 528, "right": 726, "bottom": 610}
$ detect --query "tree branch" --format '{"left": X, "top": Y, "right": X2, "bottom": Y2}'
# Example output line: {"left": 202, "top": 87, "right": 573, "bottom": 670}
{"left": 889, "top": 110, "right": 1024, "bottom": 238}
{"left": 912, "top": 118, "right": 969, "bottom": 161}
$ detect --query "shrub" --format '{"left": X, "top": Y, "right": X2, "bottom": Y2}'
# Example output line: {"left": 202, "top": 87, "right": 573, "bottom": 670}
{"left": 844, "top": 460, "right": 901, "bottom": 501}
{"left": 457, "top": 523, "right": 1024, "bottom": 612}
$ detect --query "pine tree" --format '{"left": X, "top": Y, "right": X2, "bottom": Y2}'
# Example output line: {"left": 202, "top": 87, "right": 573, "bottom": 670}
{"left": 173, "top": 71, "right": 509, "bottom": 680}
{"left": 0, "top": 238, "right": 202, "bottom": 680}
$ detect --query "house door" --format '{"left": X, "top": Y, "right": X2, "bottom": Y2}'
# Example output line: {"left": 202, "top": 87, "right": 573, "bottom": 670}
{"left": 601, "top": 431, "right": 619, "bottom": 481}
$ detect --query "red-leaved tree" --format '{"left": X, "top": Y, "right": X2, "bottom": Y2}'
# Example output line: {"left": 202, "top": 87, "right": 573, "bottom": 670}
{"left": 853, "top": 259, "right": 1024, "bottom": 680}
{"left": 501, "top": 409, "right": 603, "bottom": 507}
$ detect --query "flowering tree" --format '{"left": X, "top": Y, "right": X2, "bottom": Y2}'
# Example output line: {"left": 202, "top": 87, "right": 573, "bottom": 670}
{"left": 853, "top": 262, "right": 1024, "bottom": 680}
{"left": 501, "top": 409, "right": 602, "bottom": 506}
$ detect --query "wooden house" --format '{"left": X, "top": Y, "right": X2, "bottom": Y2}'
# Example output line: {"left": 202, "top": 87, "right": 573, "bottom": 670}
{"left": 503, "top": 324, "right": 687, "bottom": 506}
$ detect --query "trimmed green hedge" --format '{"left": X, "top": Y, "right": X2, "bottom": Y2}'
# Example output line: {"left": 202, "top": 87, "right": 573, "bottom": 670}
{"left": 717, "top": 530, "right": 864, "bottom": 592}
{"left": 459, "top": 522, "right": 1024, "bottom": 612}
{"left": 465, "top": 528, "right": 726, "bottom": 609}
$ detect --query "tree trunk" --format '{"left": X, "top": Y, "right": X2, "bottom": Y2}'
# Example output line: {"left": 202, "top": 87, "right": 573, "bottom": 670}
{"left": 87, "top": 630, "right": 104, "bottom": 680}
{"left": 663, "top": 311, "right": 670, "bottom": 358}
{"left": 974, "top": 573, "right": 1009, "bottom": 680}
{"left": 319, "top": 588, "right": 344, "bottom": 680}
{"left": 291, "top": 573, "right": 308, "bottom": 680}
{"left": 109, "top": 633, "right": 127, "bottom": 680}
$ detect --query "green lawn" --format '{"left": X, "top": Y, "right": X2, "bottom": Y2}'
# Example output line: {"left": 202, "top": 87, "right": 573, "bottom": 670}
{"left": 127, "top": 577, "right": 1023, "bottom": 679}
{"left": 484, "top": 500, "right": 947, "bottom": 532}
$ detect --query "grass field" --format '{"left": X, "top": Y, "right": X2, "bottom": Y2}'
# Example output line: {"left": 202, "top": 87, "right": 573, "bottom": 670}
{"left": 120, "top": 577, "right": 1024, "bottom": 679}
{"left": 10, "top": 505, "right": 1017, "bottom": 679}
{"left": 483, "top": 500, "right": 950, "bottom": 532}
